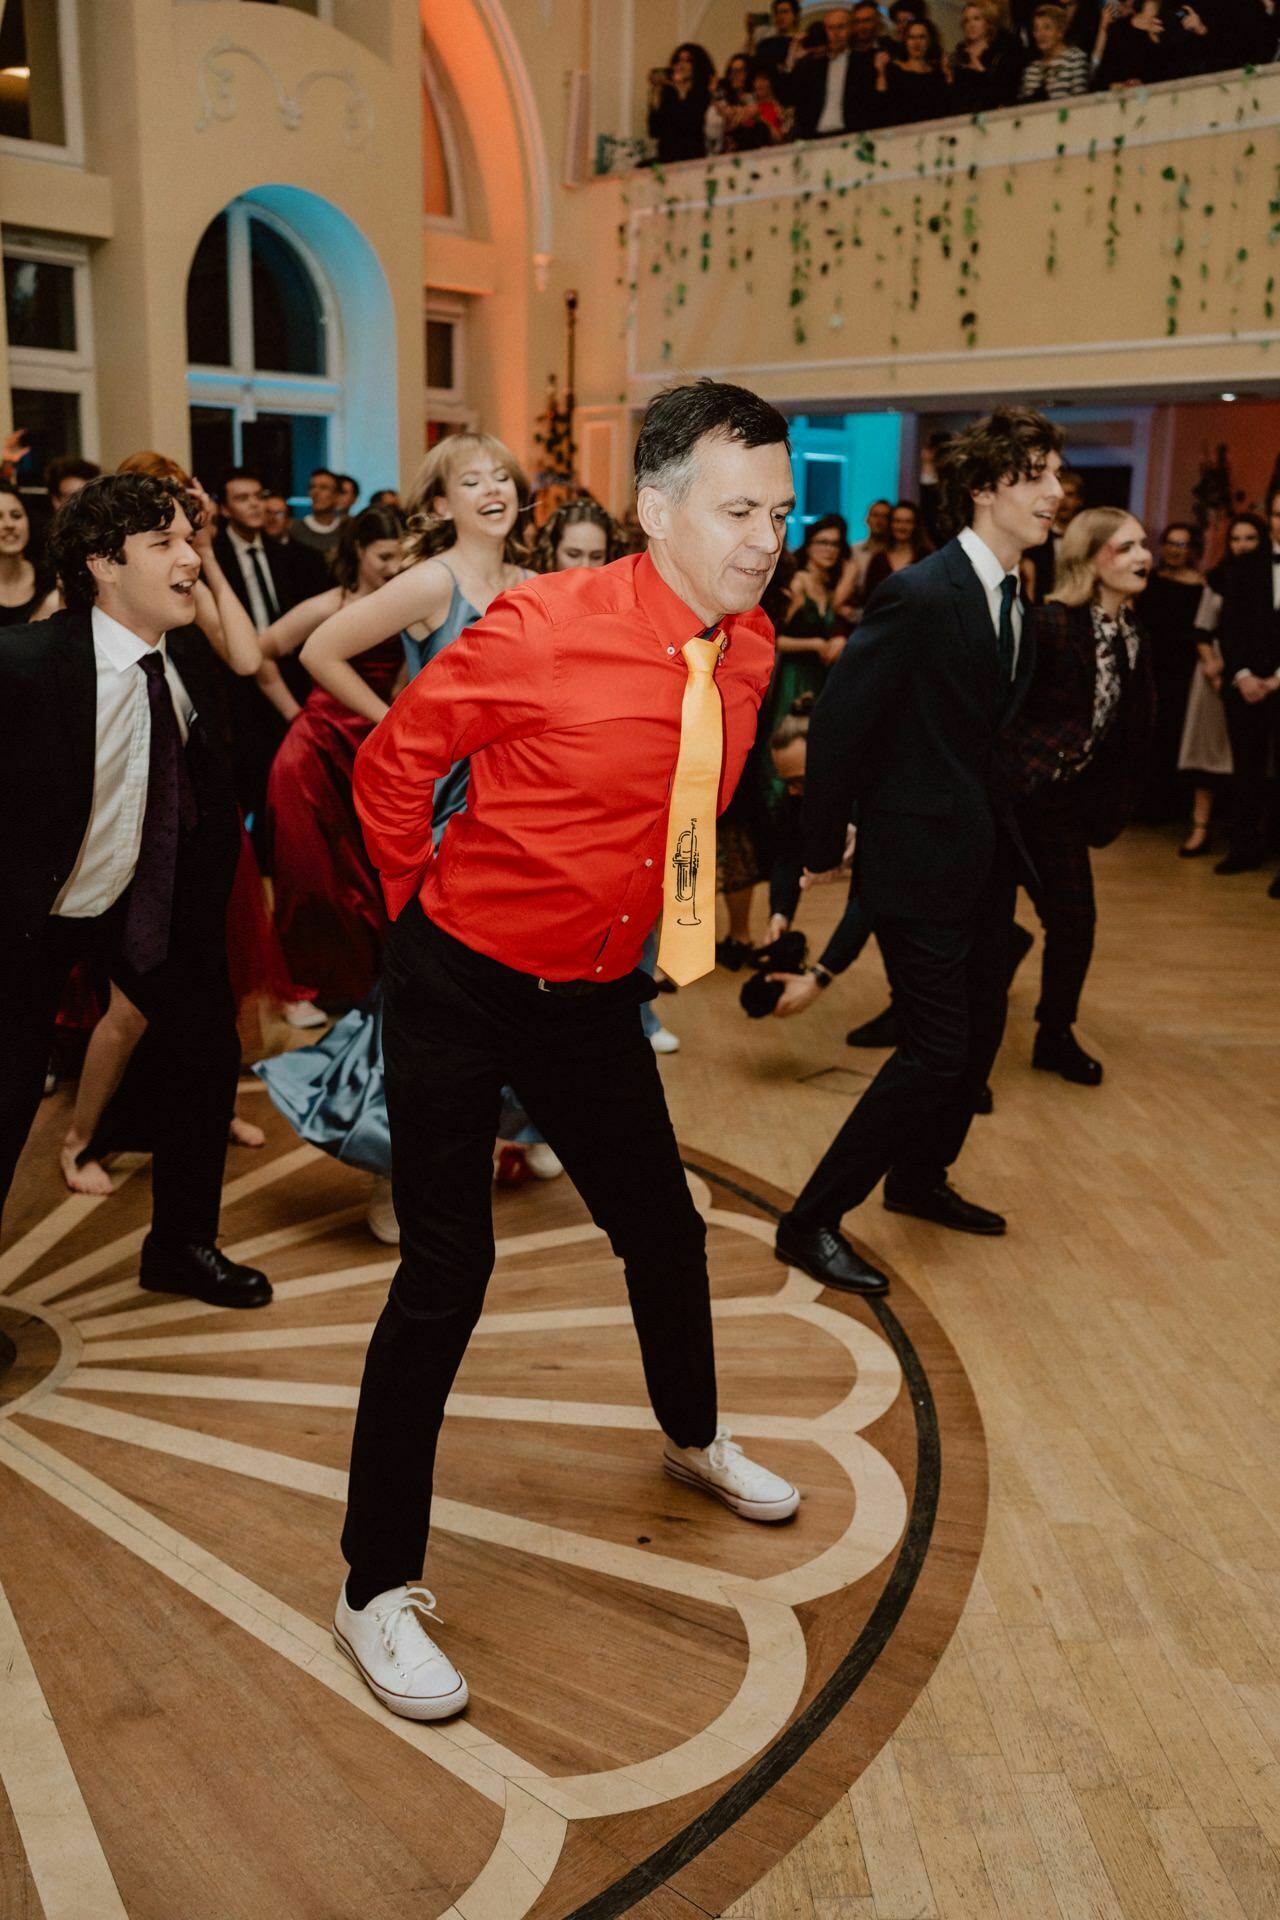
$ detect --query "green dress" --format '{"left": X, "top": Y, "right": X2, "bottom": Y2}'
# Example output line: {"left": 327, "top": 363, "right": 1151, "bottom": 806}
{"left": 759, "top": 590, "right": 836, "bottom": 812}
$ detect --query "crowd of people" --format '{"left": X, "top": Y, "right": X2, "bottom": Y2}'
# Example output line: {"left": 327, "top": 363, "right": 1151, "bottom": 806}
{"left": 3, "top": 379, "right": 1278, "bottom": 1718}
{"left": 645, "top": 0, "right": 1278, "bottom": 162}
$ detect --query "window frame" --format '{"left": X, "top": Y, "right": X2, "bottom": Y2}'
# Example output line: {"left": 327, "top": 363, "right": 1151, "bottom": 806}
{"left": 4, "top": 229, "right": 98, "bottom": 460}
{"left": 0, "top": 0, "right": 85, "bottom": 167}
{"left": 186, "top": 198, "right": 345, "bottom": 475}
{"left": 425, "top": 295, "right": 466, "bottom": 409}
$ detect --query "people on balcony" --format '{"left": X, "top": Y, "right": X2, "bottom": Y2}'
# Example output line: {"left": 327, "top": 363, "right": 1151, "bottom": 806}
{"left": 792, "top": 5, "right": 893, "bottom": 140}
{"left": 875, "top": 17, "right": 952, "bottom": 123}
{"left": 647, "top": 42, "right": 715, "bottom": 166}
{"left": 950, "top": 2, "right": 1023, "bottom": 116}
{"left": 1019, "top": 4, "right": 1093, "bottom": 100}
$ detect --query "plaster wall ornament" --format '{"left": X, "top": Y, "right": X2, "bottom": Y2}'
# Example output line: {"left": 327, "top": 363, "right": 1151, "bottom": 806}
{"left": 195, "top": 38, "right": 375, "bottom": 151}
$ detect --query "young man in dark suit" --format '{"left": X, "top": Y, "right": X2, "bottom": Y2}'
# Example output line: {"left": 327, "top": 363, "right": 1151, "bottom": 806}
{"left": 1215, "top": 486, "right": 1280, "bottom": 897}
{"left": 0, "top": 474, "right": 271, "bottom": 1308}
{"left": 776, "top": 408, "right": 1065, "bottom": 1294}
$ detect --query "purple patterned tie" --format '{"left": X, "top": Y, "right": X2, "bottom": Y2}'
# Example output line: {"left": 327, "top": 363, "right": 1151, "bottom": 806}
{"left": 121, "top": 651, "right": 198, "bottom": 974}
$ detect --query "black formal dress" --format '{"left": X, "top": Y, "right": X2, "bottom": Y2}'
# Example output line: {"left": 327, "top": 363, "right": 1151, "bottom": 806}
{"left": 1217, "top": 547, "right": 1280, "bottom": 867}
{"left": 784, "top": 537, "right": 1033, "bottom": 1232}
{"left": 0, "top": 610, "right": 242, "bottom": 1245}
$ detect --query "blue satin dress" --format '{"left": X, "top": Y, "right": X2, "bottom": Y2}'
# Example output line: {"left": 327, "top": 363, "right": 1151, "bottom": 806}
{"left": 254, "top": 567, "right": 541, "bottom": 1168}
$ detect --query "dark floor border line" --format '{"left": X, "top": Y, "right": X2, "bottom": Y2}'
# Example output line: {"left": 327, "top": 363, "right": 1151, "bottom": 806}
{"left": 566, "top": 1167, "right": 942, "bottom": 1920}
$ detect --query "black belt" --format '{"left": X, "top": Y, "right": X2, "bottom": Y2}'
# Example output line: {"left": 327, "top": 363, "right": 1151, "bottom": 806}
{"left": 536, "top": 976, "right": 604, "bottom": 997}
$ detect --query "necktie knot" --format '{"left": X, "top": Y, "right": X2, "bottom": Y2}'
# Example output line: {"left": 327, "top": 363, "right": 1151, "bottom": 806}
{"left": 999, "top": 576, "right": 1018, "bottom": 612}
{"left": 682, "top": 635, "right": 721, "bottom": 675}
{"left": 137, "top": 651, "right": 166, "bottom": 680}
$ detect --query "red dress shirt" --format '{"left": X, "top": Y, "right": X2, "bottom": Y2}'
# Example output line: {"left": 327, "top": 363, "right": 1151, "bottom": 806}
{"left": 353, "top": 550, "right": 775, "bottom": 981}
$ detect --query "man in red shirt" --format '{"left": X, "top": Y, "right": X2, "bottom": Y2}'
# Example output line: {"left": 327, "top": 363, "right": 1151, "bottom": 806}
{"left": 335, "top": 381, "right": 800, "bottom": 1721}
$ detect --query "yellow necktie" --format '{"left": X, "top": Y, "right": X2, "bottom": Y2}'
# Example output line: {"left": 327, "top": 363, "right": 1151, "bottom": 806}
{"left": 657, "top": 635, "right": 724, "bottom": 986}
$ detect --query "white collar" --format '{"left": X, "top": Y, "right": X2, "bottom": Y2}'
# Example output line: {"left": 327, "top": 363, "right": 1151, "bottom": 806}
{"left": 303, "top": 513, "right": 338, "bottom": 535}
{"left": 91, "top": 604, "right": 167, "bottom": 673}
{"left": 958, "top": 525, "right": 1019, "bottom": 594}
{"left": 227, "top": 523, "right": 263, "bottom": 554}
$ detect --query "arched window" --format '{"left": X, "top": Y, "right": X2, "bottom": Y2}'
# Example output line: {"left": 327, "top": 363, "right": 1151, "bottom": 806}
{"left": 186, "top": 200, "right": 341, "bottom": 503}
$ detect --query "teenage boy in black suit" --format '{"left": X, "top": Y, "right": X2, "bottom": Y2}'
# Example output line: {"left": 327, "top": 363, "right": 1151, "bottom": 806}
{"left": 0, "top": 474, "right": 271, "bottom": 1307}
{"left": 776, "top": 408, "right": 1065, "bottom": 1293}
{"left": 1215, "top": 485, "right": 1280, "bottom": 896}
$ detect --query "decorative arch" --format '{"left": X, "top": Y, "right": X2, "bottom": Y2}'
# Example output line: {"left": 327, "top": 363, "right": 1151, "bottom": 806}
{"left": 184, "top": 184, "right": 396, "bottom": 501}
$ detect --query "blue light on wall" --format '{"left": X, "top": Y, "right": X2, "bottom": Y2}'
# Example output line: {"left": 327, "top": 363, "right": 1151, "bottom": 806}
{"left": 785, "top": 413, "right": 903, "bottom": 549}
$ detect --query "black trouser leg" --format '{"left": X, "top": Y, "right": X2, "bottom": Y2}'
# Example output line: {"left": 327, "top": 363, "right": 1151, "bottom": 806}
{"left": 0, "top": 960, "right": 68, "bottom": 1233}
{"left": 1223, "top": 693, "right": 1271, "bottom": 862}
{"left": 788, "top": 915, "right": 972, "bottom": 1229}
{"left": 513, "top": 1009, "right": 715, "bottom": 1453}
{"left": 147, "top": 966, "right": 240, "bottom": 1245}
{"left": 1018, "top": 795, "right": 1096, "bottom": 1031}
{"left": 341, "top": 906, "right": 717, "bottom": 1601}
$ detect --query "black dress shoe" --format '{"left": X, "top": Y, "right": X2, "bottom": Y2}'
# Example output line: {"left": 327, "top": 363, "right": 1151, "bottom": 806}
{"left": 775, "top": 1217, "right": 889, "bottom": 1294}
{"left": 1032, "top": 1025, "right": 1103, "bottom": 1086}
{"left": 1007, "top": 921, "right": 1035, "bottom": 983}
{"left": 846, "top": 1006, "right": 899, "bottom": 1049}
{"left": 715, "top": 937, "right": 751, "bottom": 972}
{"left": 139, "top": 1239, "right": 272, "bottom": 1309}
{"left": 1214, "top": 853, "right": 1262, "bottom": 876}
{"left": 883, "top": 1180, "right": 1006, "bottom": 1236}
{"left": 974, "top": 1084, "right": 994, "bottom": 1115}
{"left": 0, "top": 1328, "right": 16, "bottom": 1376}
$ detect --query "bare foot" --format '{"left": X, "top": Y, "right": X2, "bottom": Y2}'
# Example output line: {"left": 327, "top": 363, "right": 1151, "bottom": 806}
{"left": 229, "top": 1115, "right": 266, "bottom": 1149}
{"left": 59, "top": 1140, "right": 116, "bottom": 1196}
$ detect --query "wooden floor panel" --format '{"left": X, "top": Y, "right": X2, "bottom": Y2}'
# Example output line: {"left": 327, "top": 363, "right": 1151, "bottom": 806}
{"left": 4, "top": 828, "right": 1277, "bottom": 1916}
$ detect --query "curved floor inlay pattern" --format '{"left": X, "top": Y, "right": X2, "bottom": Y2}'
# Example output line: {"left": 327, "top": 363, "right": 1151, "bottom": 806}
{"left": 0, "top": 1128, "right": 987, "bottom": 1919}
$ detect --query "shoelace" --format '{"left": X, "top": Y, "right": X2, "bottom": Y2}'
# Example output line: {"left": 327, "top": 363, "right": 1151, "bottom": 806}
{"left": 373, "top": 1586, "right": 446, "bottom": 1672}
{"left": 706, "top": 1427, "right": 742, "bottom": 1473}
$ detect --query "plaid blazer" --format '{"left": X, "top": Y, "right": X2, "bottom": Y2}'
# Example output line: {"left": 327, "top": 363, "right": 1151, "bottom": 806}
{"left": 1002, "top": 599, "right": 1155, "bottom": 848}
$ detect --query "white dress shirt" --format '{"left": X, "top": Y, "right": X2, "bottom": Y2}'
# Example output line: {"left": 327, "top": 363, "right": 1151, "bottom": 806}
{"left": 818, "top": 50, "right": 849, "bottom": 134}
{"left": 53, "top": 607, "right": 194, "bottom": 919}
{"left": 958, "top": 525, "right": 1023, "bottom": 678}
{"left": 226, "top": 523, "right": 280, "bottom": 632}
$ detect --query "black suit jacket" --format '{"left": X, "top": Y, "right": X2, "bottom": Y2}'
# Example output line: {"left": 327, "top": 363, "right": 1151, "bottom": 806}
{"left": 0, "top": 610, "right": 241, "bottom": 973}
{"left": 212, "top": 527, "right": 323, "bottom": 622}
{"left": 802, "top": 539, "right": 1035, "bottom": 923}
{"left": 1218, "top": 548, "right": 1280, "bottom": 686}
{"left": 792, "top": 45, "right": 888, "bottom": 140}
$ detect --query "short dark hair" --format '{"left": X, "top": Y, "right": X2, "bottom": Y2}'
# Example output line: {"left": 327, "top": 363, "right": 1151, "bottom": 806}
{"left": 219, "top": 465, "right": 265, "bottom": 502}
{"left": 49, "top": 473, "right": 198, "bottom": 613}
{"left": 331, "top": 504, "right": 405, "bottom": 590}
{"left": 1160, "top": 521, "right": 1197, "bottom": 546}
{"left": 634, "top": 378, "right": 790, "bottom": 500}
{"left": 334, "top": 472, "right": 359, "bottom": 494}
{"left": 938, "top": 406, "right": 1066, "bottom": 528}
{"left": 310, "top": 467, "right": 338, "bottom": 484}
{"left": 44, "top": 454, "right": 100, "bottom": 498}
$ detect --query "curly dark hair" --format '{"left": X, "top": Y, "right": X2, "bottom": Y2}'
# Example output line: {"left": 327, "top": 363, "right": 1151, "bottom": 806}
{"left": 331, "top": 504, "right": 406, "bottom": 591}
{"left": 938, "top": 406, "right": 1066, "bottom": 530}
{"left": 48, "top": 473, "right": 200, "bottom": 613}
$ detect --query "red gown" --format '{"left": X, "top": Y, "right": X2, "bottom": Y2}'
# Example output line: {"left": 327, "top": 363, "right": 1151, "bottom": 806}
{"left": 265, "top": 637, "right": 403, "bottom": 1004}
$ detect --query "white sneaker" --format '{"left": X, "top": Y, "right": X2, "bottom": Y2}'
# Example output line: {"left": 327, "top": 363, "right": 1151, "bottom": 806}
{"left": 333, "top": 1582, "right": 468, "bottom": 1721}
{"left": 663, "top": 1427, "right": 799, "bottom": 1522}
{"left": 650, "top": 1027, "right": 681, "bottom": 1055}
{"left": 284, "top": 998, "right": 328, "bottom": 1029}
{"left": 366, "top": 1175, "right": 399, "bottom": 1243}
{"left": 524, "top": 1142, "right": 564, "bottom": 1180}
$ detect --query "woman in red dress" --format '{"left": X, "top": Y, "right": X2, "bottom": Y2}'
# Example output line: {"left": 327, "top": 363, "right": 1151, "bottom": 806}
{"left": 260, "top": 506, "right": 405, "bottom": 1005}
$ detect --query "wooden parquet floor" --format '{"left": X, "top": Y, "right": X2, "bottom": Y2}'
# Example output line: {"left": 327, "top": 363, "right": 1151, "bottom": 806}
{"left": 2, "top": 824, "right": 1278, "bottom": 1919}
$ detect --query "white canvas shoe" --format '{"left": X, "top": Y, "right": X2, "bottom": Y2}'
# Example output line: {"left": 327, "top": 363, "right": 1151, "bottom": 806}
{"left": 663, "top": 1427, "right": 799, "bottom": 1522}
{"left": 365, "top": 1176, "right": 399, "bottom": 1244}
{"left": 650, "top": 1027, "right": 681, "bottom": 1055}
{"left": 333, "top": 1582, "right": 468, "bottom": 1721}
{"left": 524, "top": 1142, "right": 564, "bottom": 1180}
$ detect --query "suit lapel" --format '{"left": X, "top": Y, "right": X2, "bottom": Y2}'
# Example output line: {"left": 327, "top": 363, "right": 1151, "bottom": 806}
{"left": 52, "top": 613, "right": 98, "bottom": 833}
{"left": 942, "top": 538, "right": 1001, "bottom": 707}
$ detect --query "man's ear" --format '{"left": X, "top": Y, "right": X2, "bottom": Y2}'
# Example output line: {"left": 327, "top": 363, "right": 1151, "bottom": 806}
{"left": 636, "top": 484, "right": 668, "bottom": 543}
{"left": 86, "top": 552, "right": 116, "bottom": 593}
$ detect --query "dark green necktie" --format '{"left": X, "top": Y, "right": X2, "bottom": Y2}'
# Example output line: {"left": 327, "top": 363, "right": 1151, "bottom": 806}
{"left": 997, "top": 575, "right": 1017, "bottom": 684}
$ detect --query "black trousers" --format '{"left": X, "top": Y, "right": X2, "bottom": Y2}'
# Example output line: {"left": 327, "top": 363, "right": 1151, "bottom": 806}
{"left": 1017, "top": 784, "right": 1096, "bottom": 1032}
{"left": 787, "top": 851, "right": 1016, "bottom": 1230}
{"left": 1223, "top": 689, "right": 1280, "bottom": 862}
{"left": 1, "top": 910, "right": 239, "bottom": 1244}
{"left": 340, "top": 902, "right": 717, "bottom": 1596}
